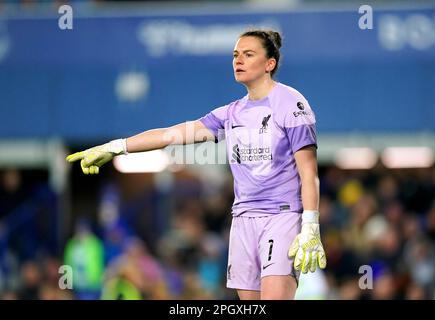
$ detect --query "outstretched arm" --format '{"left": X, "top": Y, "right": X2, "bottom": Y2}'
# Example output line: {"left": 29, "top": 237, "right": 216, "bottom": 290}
{"left": 66, "top": 120, "right": 215, "bottom": 174}
{"left": 126, "top": 120, "right": 215, "bottom": 153}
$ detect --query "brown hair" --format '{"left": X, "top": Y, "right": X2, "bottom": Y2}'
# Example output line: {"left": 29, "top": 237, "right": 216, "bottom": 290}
{"left": 240, "top": 29, "right": 282, "bottom": 77}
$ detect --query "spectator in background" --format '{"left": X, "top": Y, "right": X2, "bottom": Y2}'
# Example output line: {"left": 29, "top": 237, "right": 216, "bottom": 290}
{"left": 102, "top": 237, "right": 167, "bottom": 299}
{"left": 371, "top": 269, "right": 399, "bottom": 300}
{"left": 336, "top": 276, "right": 364, "bottom": 300}
{"left": 403, "top": 236, "right": 435, "bottom": 294}
{"left": 101, "top": 222, "right": 128, "bottom": 265}
{"left": 64, "top": 218, "right": 105, "bottom": 299}
{"left": 39, "top": 256, "right": 74, "bottom": 300}
{"left": 405, "top": 281, "right": 429, "bottom": 300}
{"left": 0, "top": 169, "right": 25, "bottom": 220}
{"left": 101, "top": 262, "right": 143, "bottom": 300}
{"left": 17, "top": 261, "right": 41, "bottom": 300}
{"left": 197, "top": 232, "right": 226, "bottom": 298}
{"left": 426, "top": 202, "right": 435, "bottom": 242}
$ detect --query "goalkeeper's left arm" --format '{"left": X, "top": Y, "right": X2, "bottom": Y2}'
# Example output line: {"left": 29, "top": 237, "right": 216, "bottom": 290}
{"left": 288, "top": 145, "right": 327, "bottom": 273}
{"left": 66, "top": 120, "right": 215, "bottom": 174}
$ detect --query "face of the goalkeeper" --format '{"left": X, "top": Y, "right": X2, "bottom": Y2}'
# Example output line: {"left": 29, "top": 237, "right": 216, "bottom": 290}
{"left": 233, "top": 36, "right": 277, "bottom": 86}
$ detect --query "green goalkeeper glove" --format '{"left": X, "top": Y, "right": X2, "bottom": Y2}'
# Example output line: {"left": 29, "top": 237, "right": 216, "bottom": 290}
{"left": 66, "top": 139, "right": 127, "bottom": 175}
{"left": 288, "top": 210, "right": 327, "bottom": 273}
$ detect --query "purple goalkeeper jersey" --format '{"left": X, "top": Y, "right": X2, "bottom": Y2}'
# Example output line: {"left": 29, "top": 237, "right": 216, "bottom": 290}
{"left": 199, "top": 82, "right": 317, "bottom": 216}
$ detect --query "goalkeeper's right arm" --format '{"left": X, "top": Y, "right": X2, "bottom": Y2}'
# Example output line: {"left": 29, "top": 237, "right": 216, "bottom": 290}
{"left": 66, "top": 120, "right": 214, "bottom": 175}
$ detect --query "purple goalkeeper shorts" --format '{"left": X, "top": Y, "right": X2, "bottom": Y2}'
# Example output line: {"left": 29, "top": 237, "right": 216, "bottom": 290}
{"left": 226, "top": 212, "right": 302, "bottom": 291}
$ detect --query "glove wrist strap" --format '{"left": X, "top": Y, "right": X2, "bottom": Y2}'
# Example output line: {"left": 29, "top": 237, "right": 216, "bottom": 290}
{"left": 108, "top": 138, "right": 128, "bottom": 155}
{"left": 302, "top": 210, "right": 319, "bottom": 224}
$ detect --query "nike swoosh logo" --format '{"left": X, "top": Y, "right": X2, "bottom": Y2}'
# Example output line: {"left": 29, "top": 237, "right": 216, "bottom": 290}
{"left": 262, "top": 263, "right": 275, "bottom": 270}
{"left": 231, "top": 125, "right": 245, "bottom": 129}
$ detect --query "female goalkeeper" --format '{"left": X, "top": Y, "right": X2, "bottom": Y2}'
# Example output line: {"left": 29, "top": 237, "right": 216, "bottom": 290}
{"left": 66, "top": 29, "right": 326, "bottom": 300}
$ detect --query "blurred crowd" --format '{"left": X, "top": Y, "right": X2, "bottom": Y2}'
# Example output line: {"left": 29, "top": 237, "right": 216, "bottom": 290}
{"left": 0, "top": 162, "right": 434, "bottom": 300}
{"left": 318, "top": 165, "right": 435, "bottom": 299}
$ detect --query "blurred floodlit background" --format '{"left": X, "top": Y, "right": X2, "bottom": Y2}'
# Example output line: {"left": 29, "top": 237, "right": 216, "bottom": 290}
{"left": 0, "top": 0, "right": 434, "bottom": 300}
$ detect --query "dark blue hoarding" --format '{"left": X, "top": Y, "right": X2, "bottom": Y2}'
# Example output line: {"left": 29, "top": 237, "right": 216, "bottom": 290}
{"left": 0, "top": 5, "right": 434, "bottom": 141}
